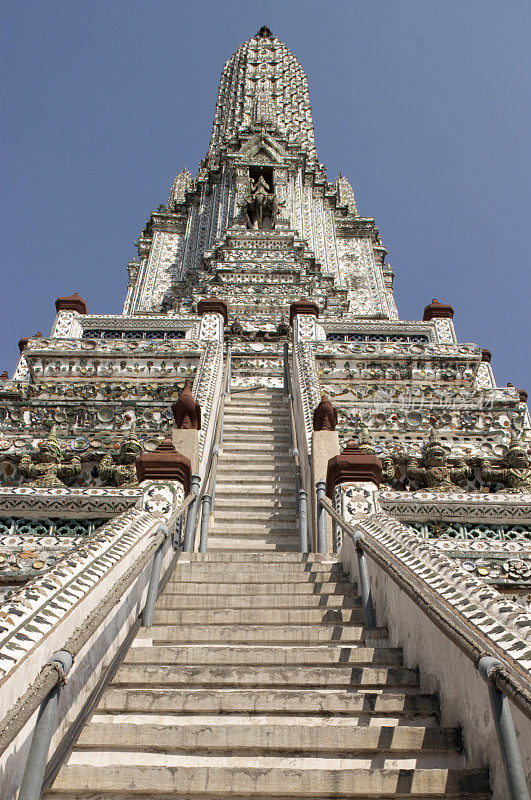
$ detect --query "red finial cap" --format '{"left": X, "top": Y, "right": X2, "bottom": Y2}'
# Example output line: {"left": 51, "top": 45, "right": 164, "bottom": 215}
{"left": 289, "top": 298, "right": 319, "bottom": 325}
{"left": 326, "top": 439, "right": 383, "bottom": 498}
{"left": 55, "top": 293, "right": 88, "bottom": 314}
{"left": 423, "top": 299, "right": 454, "bottom": 321}
{"left": 135, "top": 438, "right": 192, "bottom": 492}
{"left": 197, "top": 296, "right": 228, "bottom": 325}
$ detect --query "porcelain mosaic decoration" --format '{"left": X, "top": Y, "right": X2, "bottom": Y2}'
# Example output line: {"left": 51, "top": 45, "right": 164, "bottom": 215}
{"left": 1, "top": 24, "right": 530, "bottom": 615}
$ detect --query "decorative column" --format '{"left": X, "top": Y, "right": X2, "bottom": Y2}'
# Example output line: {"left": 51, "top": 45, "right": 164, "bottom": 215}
{"left": 122, "top": 259, "right": 140, "bottom": 314}
{"left": 198, "top": 296, "right": 228, "bottom": 342}
{"left": 51, "top": 293, "right": 87, "bottom": 339}
{"left": 423, "top": 298, "right": 457, "bottom": 344}
{"left": 325, "top": 440, "right": 383, "bottom": 552}
{"left": 311, "top": 396, "right": 340, "bottom": 552}
{"left": 475, "top": 348, "right": 496, "bottom": 389}
{"left": 136, "top": 438, "right": 192, "bottom": 520}
{"left": 289, "top": 298, "right": 319, "bottom": 342}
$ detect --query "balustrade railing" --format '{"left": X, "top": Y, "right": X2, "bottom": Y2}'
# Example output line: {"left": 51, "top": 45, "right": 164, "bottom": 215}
{"left": 194, "top": 343, "right": 231, "bottom": 553}
{"left": 317, "top": 493, "right": 531, "bottom": 800}
{"left": 3, "top": 491, "right": 195, "bottom": 800}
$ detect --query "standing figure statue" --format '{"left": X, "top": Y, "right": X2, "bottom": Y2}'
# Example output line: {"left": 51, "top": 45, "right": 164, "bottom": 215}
{"left": 19, "top": 425, "right": 81, "bottom": 488}
{"left": 242, "top": 174, "right": 279, "bottom": 231}
{"left": 480, "top": 432, "right": 531, "bottom": 493}
{"left": 404, "top": 429, "right": 469, "bottom": 492}
{"left": 99, "top": 428, "right": 142, "bottom": 488}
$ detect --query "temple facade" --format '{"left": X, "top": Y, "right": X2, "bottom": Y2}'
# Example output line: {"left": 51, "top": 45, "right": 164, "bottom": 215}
{"left": 1, "top": 27, "right": 530, "bottom": 800}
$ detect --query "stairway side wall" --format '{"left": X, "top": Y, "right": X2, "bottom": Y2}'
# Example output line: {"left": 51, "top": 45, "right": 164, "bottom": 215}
{"left": 341, "top": 532, "right": 531, "bottom": 800}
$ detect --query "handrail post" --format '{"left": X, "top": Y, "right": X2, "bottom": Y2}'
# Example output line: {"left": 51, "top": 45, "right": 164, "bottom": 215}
{"left": 142, "top": 526, "right": 168, "bottom": 626}
{"left": 199, "top": 493, "right": 212, "bottom": 553}
{"left": 283, "top": 341, "right": 289, "bottom": 396}
{"left": 226, "top": 343, "right": 232, "bottom": 397}
{"left": 316, "top": 481, "right": 327, "bottom": 553}
{"left": 478, "top": 657, "right": 530, "bottom": 800}
{"left": 18, "top": 651, "right": 73, "bottom": 800}
{"left": 298, "top": 489, "right": 308, "bottom": 553}
{"left": 353, "top": 532, "right": 376, "bottom": 629}
{"left": 182, "top": 474, "right": 200, "bottom": 552}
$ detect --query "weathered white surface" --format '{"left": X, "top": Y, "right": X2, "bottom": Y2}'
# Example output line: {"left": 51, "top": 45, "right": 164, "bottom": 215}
{"left": 340, "top": 532, "right": 531, "bottom": 800}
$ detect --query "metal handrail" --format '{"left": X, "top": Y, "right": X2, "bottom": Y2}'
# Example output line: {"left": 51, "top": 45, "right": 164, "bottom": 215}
{"left": 283, "top": 342, "right": 309, "bottom": 552}
{"left": 318, "top": 495, "right": 531, "bottom": 800}
{"left": 196, "top": 343, "right": 231, "bottom": 553}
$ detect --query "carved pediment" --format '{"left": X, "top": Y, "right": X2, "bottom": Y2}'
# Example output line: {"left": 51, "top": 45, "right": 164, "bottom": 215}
{"left": 238, "top": 133, "right": 287, "bottom": 165}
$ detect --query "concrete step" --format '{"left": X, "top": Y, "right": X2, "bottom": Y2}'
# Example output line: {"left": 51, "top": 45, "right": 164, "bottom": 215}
{"left": 155, "top": 593, "right": 362, "bottom": 610}
{"left": 124, "top": 644, "right": 402, "bottom": 666}
{"left": 207, "top": 523, "right": 298, "bottom": 536}
{"left": 151, "top": 607, "right": 366, "bottom": 626}
{"left": 97, "top": 686, "right": 440, "bottom": 716}
{"left": 221, "top": 440, "right": 291, "bottom": 451}
{"left": 224, "top": 407, "right": 288, "bottom": 417}
{"left": 223, "top": 436, "right": 291, "bottom": 446}
{"left": 217, "top": 463, "right": 292, "bottom": 471}
{"left": 178, "top": 552, "right": 334, "bottom": 564}
{"left": 206, "top": 536, "right": 300, "bottom": 551}
{"left": 223, "top": 429, "right": 291, "bottom": 440}
{"left": 112, "top": 664, "right": 418, "bottom": 689}
{"left": 145, "top": 624, "right": 389, "bottom": 644}
{"left": 217, "top": 453, "right": 293, "bottom": 464}
{"left": 225, "top": 398, "right": 287, "bottom": 406}
{"left": 48, "top": 762, "right": 489, "bottom": 797}
{"left": 216, "top": 478, "right": 295, "bottom": 490}
{"left": 75, "top": 719, "right": 461, "bottom": 755}
{"left": 167, "top": 568, "right": 348, "bottom": 583}
{"left": 169, "top": 561, "right": 345, "bottom": 576}
{"left": 214, "top": 493, "right": 296, "bottom": 505}
{"left": 223, "top": 418, "right": 289, "bottom": 427}
{"left": 212, "top": 509, "right": 297, "bottom": 522}
{"left": 223, "top": 419, "right": 290, "bottom": 430}
{"left": 214, "top": 496, "right": 297, "bottom": 509}
{"left": 161, "top": 581, "right": 357, "bottom": 595}
{"left": 215, "top": 468, "right": 294, "bottom": 478}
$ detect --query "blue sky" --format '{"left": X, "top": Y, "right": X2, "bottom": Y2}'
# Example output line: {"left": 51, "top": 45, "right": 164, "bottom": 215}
{"left": 1, "top": 0, "right": 530, "bottom": 389}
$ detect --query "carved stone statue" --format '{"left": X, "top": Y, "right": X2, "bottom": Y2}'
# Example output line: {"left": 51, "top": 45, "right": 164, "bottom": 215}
{"left": 313, "top": 396, "right": 337, "bottom": 431}
{"left": 242, "top": 175, "right": 279, "bottom": 230}
{"left": 99, "top": 429, "right": 142, "bottom": 488}
{"left": 481, "top": 433, "right": 531, "bottom": 493}
{"left": 19, "top": 425, "right": 81, "bottom": 488}
{"left": 404, "top": 429, "right": 469, "bottom": 492}
{"left": 172, "top": 379, "right": 201, "bottom": 430}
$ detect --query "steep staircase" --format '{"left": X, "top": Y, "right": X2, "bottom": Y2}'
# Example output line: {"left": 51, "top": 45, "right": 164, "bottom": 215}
{"left": 45, "top": 552, "right": 490, "bottom": 798}
{"left": 209, "top": 387, "right": 299, "bottom": 552}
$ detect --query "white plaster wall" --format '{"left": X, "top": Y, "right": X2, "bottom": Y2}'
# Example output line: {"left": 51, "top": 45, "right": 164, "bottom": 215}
{"left": 340, "top": 534, "right": 531, "bottom": 800}
{"left": 0, "top": 535, "right": 177, "bottom": 800}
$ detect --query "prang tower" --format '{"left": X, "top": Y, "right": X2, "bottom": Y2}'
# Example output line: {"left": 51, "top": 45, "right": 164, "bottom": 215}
{"left": 1, "top": 28, "right": 530, "bottom": 800}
